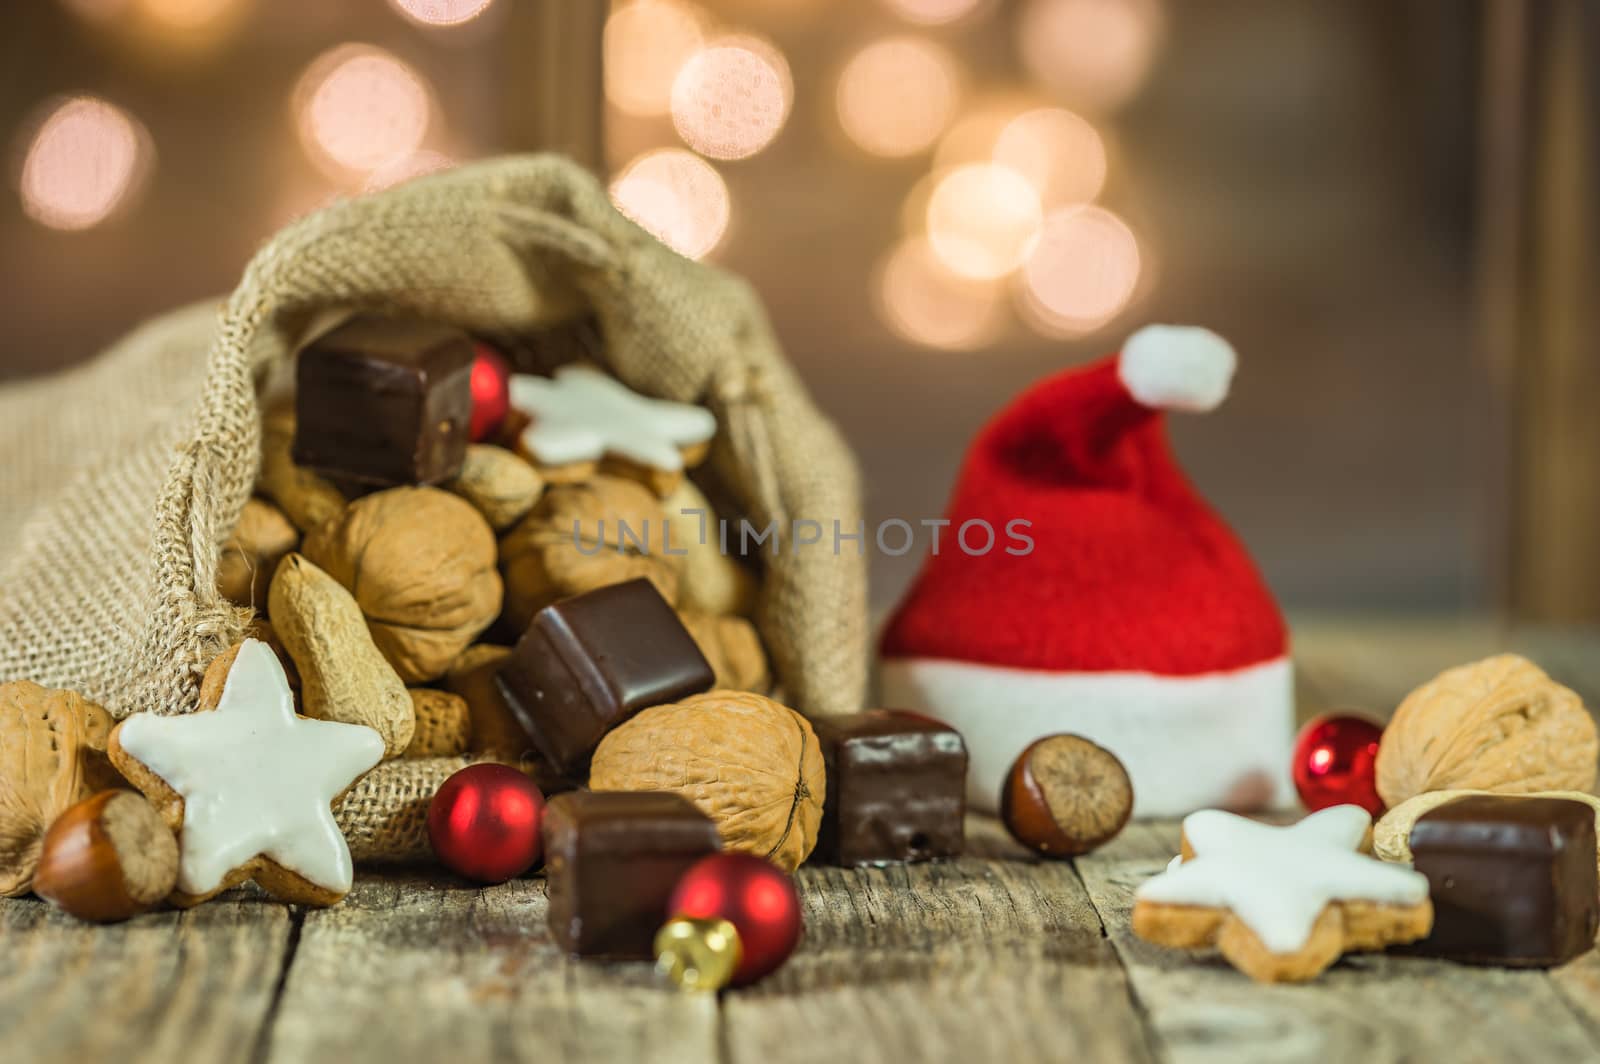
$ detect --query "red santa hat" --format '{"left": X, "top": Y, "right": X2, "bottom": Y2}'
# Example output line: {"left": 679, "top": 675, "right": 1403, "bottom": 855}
{"left": 879, "top": 325, "right": 1293, "bottom": 818}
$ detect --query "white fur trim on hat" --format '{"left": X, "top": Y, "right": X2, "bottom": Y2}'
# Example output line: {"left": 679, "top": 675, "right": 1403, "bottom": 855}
{"left": 878, "top": 655, "right": 1294, "bottom": 818}
{"left": 1118, "top": 324, "right": 1238, "bottom": 413}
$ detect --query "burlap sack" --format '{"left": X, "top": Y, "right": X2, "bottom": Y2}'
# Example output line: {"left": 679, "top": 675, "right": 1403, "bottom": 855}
{"left": 335, "top": 755, "right": 489, "bottom": 865}
{"left": 0, "top": 155, "right": 867, "bottom": 860}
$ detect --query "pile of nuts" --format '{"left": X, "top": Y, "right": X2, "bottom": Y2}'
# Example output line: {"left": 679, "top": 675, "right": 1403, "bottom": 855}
{"left": 243, "top": 416, "right": 766, "bottom": 752}
{"left": 0, "top": 312, "right": 1135, "bottom": 945}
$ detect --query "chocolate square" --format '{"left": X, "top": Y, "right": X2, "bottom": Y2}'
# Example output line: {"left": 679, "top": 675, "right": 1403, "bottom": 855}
{"left": 494, "top": 579, "right": 714, "bottom": 776}
{"left": 543, "top": 790, "right": 722, "bottom": 958}
{"left": 812, "top": 710, "right": 968, "bottom": 867}
{"left": 1407, "top": 795, "right": 1599, "bottom": 967}
{"left": 293, "top": 314, "right": 474, "bottom": 487}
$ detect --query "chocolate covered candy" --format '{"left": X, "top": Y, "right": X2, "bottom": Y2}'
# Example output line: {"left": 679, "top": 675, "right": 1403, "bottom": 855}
{"left": 543, "top": 790, "right": 722, "bottom": 958}
{"left": 293, "top": 315, "right": 474, "bottom": 487}
{"left": 1407, "top": 795, "right": 1599, "bottom": 967}
{"left": 495, "top": 579, "right": 714, "bottom": 776}
{"left": 812, "top": 710, "right": 968, "bottom": 867}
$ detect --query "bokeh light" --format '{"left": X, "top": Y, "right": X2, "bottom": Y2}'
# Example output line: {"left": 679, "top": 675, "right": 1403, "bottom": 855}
{"left": 603, "top": 0, "right": 706, "bottom": 117}
{"left": 610, "top": 148, "right": 731, "bottom": 260}
{"left": 898, "top": 169, "right": 939, "bottom": 235}
{"left": 879, "top": 0, "right": 989, "bottom": 25}
{"left": 136, "top": 0, "right": 240, "bottom": 29}
{"left": 18, "top": 97, "right": 151, "bottom": 231}
{"left": 993, "top": 107, "right": 1106, "bottom": 208}
{"left": 1018, "top": 0, "right": 1163, "bottom": 113}
{"left": 386, "top": 0, "right": 495, "bottom": 26}
{"left": 876, "top": 236, "right": 1004, "bottom": 350}
{"left": 931, "top": 96, "right": 1032, "bottom": 172}
{"left": 295, "top": 44, "right": 434, "bottom": 176}
{"left": 1017, "top": 205, "right": 1141, "bottom": 335}
{"left": 670, "top": 36, "right": 793, "bottom": 160}
{"left": 363, "top": 150, "right": 456, "bottom": 193}
{"left": 836, "top": 37, "right": 961, "bottom": 159}
{"left": 925, "top": 163, "right": 1042, "bottom": 280}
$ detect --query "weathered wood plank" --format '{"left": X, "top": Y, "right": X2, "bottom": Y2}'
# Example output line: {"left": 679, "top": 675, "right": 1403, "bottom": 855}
{"left": 0, "top": 892, "right": 291, "bottom": 1064}
{"left": 260, "top": 873, "right": 717, "bottom": 1064}
{"left": 7, "top": 620, "right": 1600, "bottom": 1064}
{"left": 1077, "top": 821, "right": 1600, "bottom": 1064}
{"left": 721, "top": 818, "right": 1156, "bottom": 1064}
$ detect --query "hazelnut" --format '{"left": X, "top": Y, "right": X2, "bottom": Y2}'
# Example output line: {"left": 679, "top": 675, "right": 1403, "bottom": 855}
{"left": 33, "top": 790, "right": 178, "bottom": 923}
{"left": 1000, "top": 735, "right": 1133, "bottom": 857}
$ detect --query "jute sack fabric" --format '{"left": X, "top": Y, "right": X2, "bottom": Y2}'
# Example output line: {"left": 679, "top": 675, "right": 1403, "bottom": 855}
{"left": 0, "top": 155, "right": 867, "bottom": 861}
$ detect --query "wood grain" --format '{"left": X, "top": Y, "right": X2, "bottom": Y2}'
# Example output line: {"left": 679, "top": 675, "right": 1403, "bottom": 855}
{"left": 0, "top": 892, "right": 291, "bottom": 1064}
{"left": 1077, "top": 821, "right": 1600, "bottom": 1064}
{"left": 260, "top": 873, "right": 716, "bottom": 1064}
{"left": 723, "top": 819, "right": 1155, "bottom": 1064}
{"left": 7, "top": 620, "right": 1600, "bottom": 1062}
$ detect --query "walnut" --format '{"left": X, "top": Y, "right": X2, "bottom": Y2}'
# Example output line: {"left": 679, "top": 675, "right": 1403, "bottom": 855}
{"left": 1375, "top": 654, "right": 1598, "bottom": 808}
{"left": 498, "top": 476, "right": 682, "bottom": 631}
{"left": 588, "top": 691, "right": 824, "bottom": 872}
{"left": 216, "top": 498, "right": 299, "bottom": 612}
{"left": 0, "top": 682, "right": 117, "bottom": 896}
{"left": 302, "top": 487, "right": 503, "bottom": 684}
{"left": 679, "top": 611, "right": 770, "bottom": 694}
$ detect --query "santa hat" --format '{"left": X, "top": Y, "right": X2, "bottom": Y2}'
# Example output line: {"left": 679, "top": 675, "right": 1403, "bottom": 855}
{"left": 879, "top": 325, "right": 1293, "bottom": 818}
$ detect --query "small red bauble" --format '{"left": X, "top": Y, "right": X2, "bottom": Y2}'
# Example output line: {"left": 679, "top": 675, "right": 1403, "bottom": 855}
{"left": 1292, "top": 714, "right": 1385, "bottom": 816}
{"left": 427, "top": 764, "right": 545, "bottom": 883}
{"left": 468, "top": 342, "right": 511, "bottom": 442}
{"left": 669, "top": 853, "right": 802, "bottom": 986}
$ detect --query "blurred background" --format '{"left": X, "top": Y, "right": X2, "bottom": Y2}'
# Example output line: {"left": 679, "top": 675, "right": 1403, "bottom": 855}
{"left": 0, "top": 0, "right": 1595, "bottom": 621}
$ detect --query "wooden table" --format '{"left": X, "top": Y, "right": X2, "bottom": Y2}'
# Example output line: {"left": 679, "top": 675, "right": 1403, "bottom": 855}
{"left": 6, "top": 617, "right": 1600, "bottom": 1064}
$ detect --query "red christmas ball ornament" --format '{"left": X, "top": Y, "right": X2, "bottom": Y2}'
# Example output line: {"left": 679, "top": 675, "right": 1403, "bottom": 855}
{"left": 1292, "top": 713, "right": 1385, "bottom": 816}
{"left": 468, "top": 342, "right": 511, "bottom": 442}
{"left": 427, "top": 764, "right": 545, "bottom": 883}
{"left": 667, "top": 853, "right": 802, "bottom": 987}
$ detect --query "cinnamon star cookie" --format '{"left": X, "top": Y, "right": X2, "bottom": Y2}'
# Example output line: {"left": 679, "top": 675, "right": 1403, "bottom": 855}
{"left": 108, "top": 639, "right": 384, "bottom": 907}
{"left": 1132, "top": 805, "right": 1432, "bottom": 983}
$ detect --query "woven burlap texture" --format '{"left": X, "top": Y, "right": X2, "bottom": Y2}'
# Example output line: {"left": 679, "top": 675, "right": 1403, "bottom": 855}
{"left": 335, "top": 755, "right": 494, "bottom": 865}
{"left": 0, "top": 155, "right": 867, "bottom": 853}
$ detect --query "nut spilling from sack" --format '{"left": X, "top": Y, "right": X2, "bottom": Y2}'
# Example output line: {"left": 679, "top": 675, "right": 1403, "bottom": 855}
{"left": 0, "top": 312, "right": 998, "bottom": 992}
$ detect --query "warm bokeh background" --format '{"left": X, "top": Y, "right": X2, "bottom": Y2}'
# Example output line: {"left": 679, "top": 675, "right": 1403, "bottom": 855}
{"left": 2, "top": 0, "right": 1596, "bottom": 618}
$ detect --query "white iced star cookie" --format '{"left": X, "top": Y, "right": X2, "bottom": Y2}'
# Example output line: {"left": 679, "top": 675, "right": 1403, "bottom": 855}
{"left": 507, "top": 365, "right": 716, "bottom": 495}
{"left": 1131, "top": 806, "right": 1433, "bottom": 983}
{"left": 108, "top": 639, "right": 385, "bottom": 907}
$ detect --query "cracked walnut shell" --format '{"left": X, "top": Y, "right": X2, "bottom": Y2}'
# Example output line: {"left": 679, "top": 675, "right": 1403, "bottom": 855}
{"left": 0, "top": 682, "right": 117, "bottom": 896}
{"left": 1375, "top": 654, "right": 1598, "bottom": 809}
{"left": 588, "top": 691, "right": 824, "bottom": 872}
